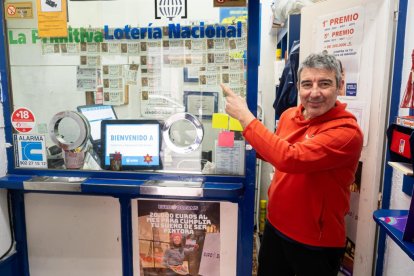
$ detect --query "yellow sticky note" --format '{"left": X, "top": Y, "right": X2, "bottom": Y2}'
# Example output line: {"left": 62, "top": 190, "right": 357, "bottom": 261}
{"left": 229, "top": 117, "right": 243, "bottom": 131}
{"left": 212, "top": 113, "right": 229, "bottom": 129}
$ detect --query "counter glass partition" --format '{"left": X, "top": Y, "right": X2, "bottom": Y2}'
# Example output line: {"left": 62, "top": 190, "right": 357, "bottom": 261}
{"left": 5, "top": 0, "right": 248, "bottom": 175}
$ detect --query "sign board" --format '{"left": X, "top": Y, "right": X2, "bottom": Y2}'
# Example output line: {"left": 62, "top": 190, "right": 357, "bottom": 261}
{"left": 36, "top": 0, "right": 68, "bottom": 38}
{"left": 11, "top": 107, "right": 36, "bottom": 133}
{"left": 14, "top": 134, "right": 48, "bottom": 168}
{"left": 137, "top": 199, "right": 221, "bottom": 275}
{"left": 214, "top": 0, "right": 246, "bottom": 7}
{"left": 4, "top": 2, "right": 33, "bottom": 19}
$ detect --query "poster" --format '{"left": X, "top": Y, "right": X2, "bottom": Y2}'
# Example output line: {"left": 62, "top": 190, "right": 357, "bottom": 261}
{"left": 214, "top": 140, "right": 245, "bottom": 175}
{"left": 184, "top": 91, "right": 218, "bottom": 119}
{"left": 36, "top": 0, "right": 68, "bottom": 37}
{"left": 138, "top": 199, "right": 220, "bottom": 276}
{"left": 315, "top": 6, "right": 365, "bottom": 97}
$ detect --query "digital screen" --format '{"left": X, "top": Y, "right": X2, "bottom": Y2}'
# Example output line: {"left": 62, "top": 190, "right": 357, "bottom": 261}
{"left": 77, "top": 105, "right": 117, "bottom": 142}
{"left": 101, "top": 120, "right": 162, "bottom": 170}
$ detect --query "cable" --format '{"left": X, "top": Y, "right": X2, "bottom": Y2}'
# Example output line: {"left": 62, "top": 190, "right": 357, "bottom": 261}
{"left": 0, "top": 190, "right": 15, "bottom": 260}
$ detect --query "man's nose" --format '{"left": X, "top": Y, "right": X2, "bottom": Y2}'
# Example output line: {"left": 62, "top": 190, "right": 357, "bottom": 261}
{"left": 309, "top": 83, "right": 321, "bottom": 95}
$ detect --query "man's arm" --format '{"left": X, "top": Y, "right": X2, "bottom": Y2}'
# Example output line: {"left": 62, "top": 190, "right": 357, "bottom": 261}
{"left": 220, "top": 84, "right": 255, "bottom": 129}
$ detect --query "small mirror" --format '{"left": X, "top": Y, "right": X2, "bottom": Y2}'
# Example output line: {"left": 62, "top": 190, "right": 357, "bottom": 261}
{"left": 169, "top": 119, "right": 198, "bottom": 148}
{"left": 56, "top": 117, "right": 81, "bottom": 145}
{"left": 49, "top": 111, "right": 90, "bottom": 151}
{"left": 163, "top": 113, "right": 204, "bottom": 153}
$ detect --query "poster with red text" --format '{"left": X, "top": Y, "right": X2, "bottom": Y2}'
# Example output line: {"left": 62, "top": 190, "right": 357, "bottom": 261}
{"left": 137, "top": 199, "right": 220, "bottom": 276}
{"left": 315, "top": 6, "right": 365, "bottom": 97}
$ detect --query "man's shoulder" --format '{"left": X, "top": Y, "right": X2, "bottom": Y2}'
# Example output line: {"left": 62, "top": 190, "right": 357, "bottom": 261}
{"left": 280, "top": 105, "right": 299, "bottom": 119}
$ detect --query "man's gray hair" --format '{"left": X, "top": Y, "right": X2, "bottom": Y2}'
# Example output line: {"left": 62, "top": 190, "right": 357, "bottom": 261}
{"left": 297, "top": 52, "right": 342, "bottom": 88}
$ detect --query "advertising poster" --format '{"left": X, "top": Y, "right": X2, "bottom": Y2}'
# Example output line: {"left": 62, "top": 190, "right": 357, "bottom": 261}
{"left": 138, "top": 199, "right": 221, "bottom": 276}
{"left": 340, "top": 161, "right": 362, "bottom": 276}
{"left": 315, "top": 6, "right": 365, "bottom": 97}
{"left": 36, "top": 0, "right": 68, "bottom": 37}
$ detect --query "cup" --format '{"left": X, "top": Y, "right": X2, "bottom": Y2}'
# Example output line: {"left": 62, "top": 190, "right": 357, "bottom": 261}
{"left": 64, "top": 150, "right": 85, "bottom": 169}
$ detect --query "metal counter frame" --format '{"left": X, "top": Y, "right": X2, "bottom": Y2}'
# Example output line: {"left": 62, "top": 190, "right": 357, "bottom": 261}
{"left": 0, "top": 1, "right": 261, "bottom": 275}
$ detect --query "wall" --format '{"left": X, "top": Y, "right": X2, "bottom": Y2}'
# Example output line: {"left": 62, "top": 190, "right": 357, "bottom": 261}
{"left": 383, "top": 0, "right": 414, "bottom": 274}
{"left": 301, "top": 0, "right": 395, "bottom": 275}
{"left": 0, "top": 102, "right": 12, "bottom": 258}
{"left": 258, "top": 0, "right": 277, "bottom": 205}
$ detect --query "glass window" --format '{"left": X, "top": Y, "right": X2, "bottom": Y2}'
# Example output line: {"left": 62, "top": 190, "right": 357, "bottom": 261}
{"left": 5, "top": 0, "right": 248, "bottom": 176}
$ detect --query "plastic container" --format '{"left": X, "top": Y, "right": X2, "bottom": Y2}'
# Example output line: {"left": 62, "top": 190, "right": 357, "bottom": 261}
{"left": 276, "top": 48, "right": 282, "bottom": 61}
{"left": 259, "top": 199, "right": 267, "bottom": 233}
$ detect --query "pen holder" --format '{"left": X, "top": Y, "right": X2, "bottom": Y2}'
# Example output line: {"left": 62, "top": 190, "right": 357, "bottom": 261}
{"left": 64, "top": 150, "right": 85, "bottom": 169}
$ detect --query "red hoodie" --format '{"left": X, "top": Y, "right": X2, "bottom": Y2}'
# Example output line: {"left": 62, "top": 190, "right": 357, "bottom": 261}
{"left": 243, "top": 101, "right": 363, "bottom": 247}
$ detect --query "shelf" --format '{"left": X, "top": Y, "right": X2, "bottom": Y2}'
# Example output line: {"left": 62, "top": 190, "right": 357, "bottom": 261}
{"left": 0, "top": 174, "right": 244, "bottom": 200}
{"left": 387, "top": 162, "right": 414, "bottom": 196}
{"left": 268, "top": 13, "right": 285, "bottom": 36}
{"left": 373, "top": 209, "right": 414, "bottom": 260}
{"left": 388, "top": 161, "right": 413, "bottom": 176}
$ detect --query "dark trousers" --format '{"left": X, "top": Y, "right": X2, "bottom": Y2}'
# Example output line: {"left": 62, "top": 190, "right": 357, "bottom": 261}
{"left": 258, "top": 221, "right": 345, "bottom": 276}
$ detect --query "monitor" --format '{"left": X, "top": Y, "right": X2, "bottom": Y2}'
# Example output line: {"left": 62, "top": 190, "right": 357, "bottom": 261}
{"left": 101, "top": 120, "right": 162, "bottom": 170}
{"left": 77, "top": 104, "right": 118, "bottom": 143}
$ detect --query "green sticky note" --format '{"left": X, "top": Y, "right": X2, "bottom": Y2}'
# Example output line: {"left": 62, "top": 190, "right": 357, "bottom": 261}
{"left": 229, "top": 117, "right": 243, "bottom": 131}
{"left": 212, "top": 113, "right": 229, "bottom": 129}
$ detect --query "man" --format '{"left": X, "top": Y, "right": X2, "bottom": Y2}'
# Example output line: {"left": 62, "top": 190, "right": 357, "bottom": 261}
{"left": 221, "top": 52, "right": 363, "bottom": 276}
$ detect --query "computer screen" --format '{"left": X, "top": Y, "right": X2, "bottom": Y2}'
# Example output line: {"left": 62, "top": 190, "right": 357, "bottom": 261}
{"left": 77, "top": 105, "right": 117, "bottom": 142}
{"left": 101, "top": 120, "right": 162, "bottom": 170}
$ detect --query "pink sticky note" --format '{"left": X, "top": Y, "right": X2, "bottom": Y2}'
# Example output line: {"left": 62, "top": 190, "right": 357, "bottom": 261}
{"left": 218, "top": 131, "right": 235, "bottom": 147}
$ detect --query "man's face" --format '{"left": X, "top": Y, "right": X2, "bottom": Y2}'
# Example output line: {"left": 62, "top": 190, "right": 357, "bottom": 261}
{"left": 173, "top": 235, "right": 182, "bottom": 245}
{"left": 298, "top": 68, "right": 342, "bottom": 119}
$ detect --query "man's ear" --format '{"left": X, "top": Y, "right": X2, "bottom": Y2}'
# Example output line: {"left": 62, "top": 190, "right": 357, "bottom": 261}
{"left": 338, "top": 79, "right": 345, "bottom": 93}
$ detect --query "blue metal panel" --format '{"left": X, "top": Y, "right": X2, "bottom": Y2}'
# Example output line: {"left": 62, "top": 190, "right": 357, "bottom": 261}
{"left": 376, "top": 0, "right": 408, "bottom": 275}
{"left": 402, "top": 175, "right": 414, "bottom": 196}
{"left": 0, "top": 1, "right": 261, "bottom": 275}
{"left": 0, "top": 0, "right": 15, "bottom": 174}
{"left": 0, "top": 253, "right": 22, "bottom": 275}
{"left": 81, "top": 178, "right": 244, "bottom": 199}
{"left": 119, "top": 197, "right": 133, "bottom": 276}
{"left": 288, "top": 14, "right": 301, "bottom": 51}
{"left": 0, "top": 175, "right": 30, "bottom": 189}
{"left": 374, "top": 209, "right": 414, "bottom": 260}
{"left": 4, "top": 165, "right": 249, "bottom": 183}
{"left": 0, "top": 0, "right": 10, "bottom": 108}
{"left": 11, "top": 190, "right": 29, "bottom": 276}
{"left": 237, "top": 0, "right": 260, "bottom": 275}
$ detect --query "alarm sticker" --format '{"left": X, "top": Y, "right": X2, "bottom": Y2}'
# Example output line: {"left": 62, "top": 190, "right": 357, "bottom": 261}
{"left": 14, "top": 134, "right": 48, "bottom": 168}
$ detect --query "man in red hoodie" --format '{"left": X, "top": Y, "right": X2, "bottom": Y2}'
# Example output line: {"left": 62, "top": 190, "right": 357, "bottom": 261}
{"left": 221, "top": 52, "right": 363, "bottom": 276}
